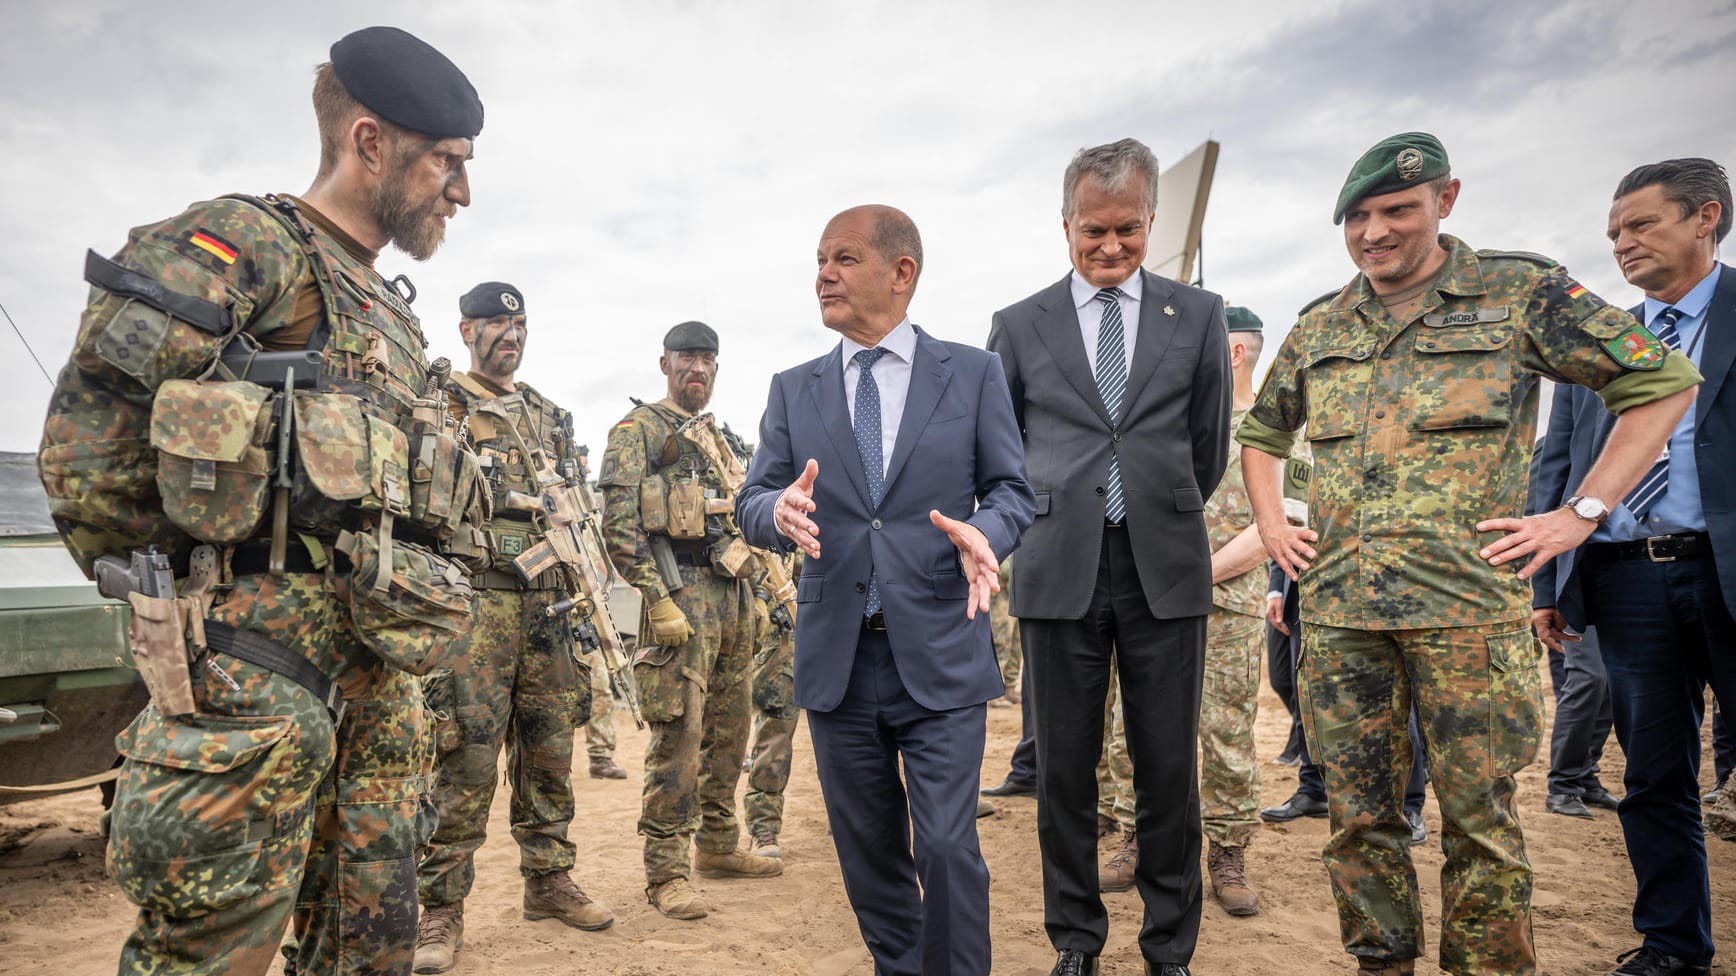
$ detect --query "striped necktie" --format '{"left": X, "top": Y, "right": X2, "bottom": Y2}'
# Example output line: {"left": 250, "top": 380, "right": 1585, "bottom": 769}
{"left": 1094, "top": 288, "right": 1128, "bottom": 523}
{"left": 1623, "top": 306, "right": 1684, "bottom": 521}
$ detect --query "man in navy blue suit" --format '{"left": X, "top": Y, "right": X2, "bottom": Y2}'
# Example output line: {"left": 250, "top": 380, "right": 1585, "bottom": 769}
{"left": 1528, "top": 157, "right": 1734, "bottom": 976}
{"left": 737, "top": 204, "right": 1035, "bottom": 976}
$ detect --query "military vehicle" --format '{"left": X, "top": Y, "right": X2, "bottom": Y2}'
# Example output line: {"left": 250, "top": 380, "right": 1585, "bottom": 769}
{"left": 0, "top": 451, "right": 145, "bottom": 807}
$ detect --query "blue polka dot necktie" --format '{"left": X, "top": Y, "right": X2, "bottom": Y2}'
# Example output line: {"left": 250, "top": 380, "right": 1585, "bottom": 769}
{"left": 1094, "top": 288, "right": 1128, "bottom": 523}
{"left": 1624, "top": 306, "right": 1684, "bottom": 521}
{"left": 854, "top": 347, "right": 891, "bottom": 616}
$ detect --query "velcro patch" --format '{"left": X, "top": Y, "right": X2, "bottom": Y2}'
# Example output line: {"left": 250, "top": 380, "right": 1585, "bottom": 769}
{"left": 1422, "top": 305, "right": 1510, "bottom": 327}
{"left": 1603, "top": 326, "right": 1667, "bottom": 371}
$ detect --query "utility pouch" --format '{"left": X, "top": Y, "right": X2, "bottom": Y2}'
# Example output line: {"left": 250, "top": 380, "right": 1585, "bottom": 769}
{"left": 406, "top": 420, "right": 486, "bottom": 540}
{"left": 710, "top": 534, "right": 755, "bottom": 579}
{"left": 150, "top": 380, "right": 275, "bottom": 544}
{"left": 444, "top": 521, "right": 493, "bottom": 575}
{"left": 339, "top": 529, "right": 474, "bottom": 676}
{"left": 666, "top": 480, "right": 707, "bottom": 540}
{"left": 639, "top": 477, "right": 670, "bottom": 534}
{"left": 289, "top": 392, "right": 410, "bottom": 535}
{"left": 631, "top": 643, "right": 692, "bottom": 723}
{"left": 125, "top": 591, "right": 198, "bottom": 717}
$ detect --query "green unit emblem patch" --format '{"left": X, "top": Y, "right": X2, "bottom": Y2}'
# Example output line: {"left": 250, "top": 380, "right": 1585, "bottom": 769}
{"left": 1603, "top": 326, "right": 1667, "bottom": 371}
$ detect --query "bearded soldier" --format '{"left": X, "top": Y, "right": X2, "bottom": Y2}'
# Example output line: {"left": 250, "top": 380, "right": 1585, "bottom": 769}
{"left": 38, "top": 27, "right": 488, "bottom": 976}
{"left": 597, "top": 321, "right": 781, "bottom": 921}
{"left": 413, "top": 283, "right": 610, "bottom": 974}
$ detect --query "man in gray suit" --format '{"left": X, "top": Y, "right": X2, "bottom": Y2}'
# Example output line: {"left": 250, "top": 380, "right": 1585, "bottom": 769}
{"left": 987, "top": 138, "right": 1232, "bottom": 976}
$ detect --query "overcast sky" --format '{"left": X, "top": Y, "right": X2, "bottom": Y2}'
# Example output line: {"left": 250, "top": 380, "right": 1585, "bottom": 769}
{"left": 2, "top": 0, "right": 1733, "bottom": 457}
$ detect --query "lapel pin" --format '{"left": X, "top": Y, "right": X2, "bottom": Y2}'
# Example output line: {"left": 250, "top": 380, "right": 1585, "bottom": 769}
{"left": 1164, "top": 305, "right": 1177, "bottom": 316}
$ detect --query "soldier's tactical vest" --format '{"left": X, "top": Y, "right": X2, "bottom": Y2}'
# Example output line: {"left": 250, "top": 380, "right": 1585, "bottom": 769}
{"left": 448, "top": 372, "right": 574, "bottom": 580}
{"left": 631, "top": 401, "right": 754, "bottom": 579}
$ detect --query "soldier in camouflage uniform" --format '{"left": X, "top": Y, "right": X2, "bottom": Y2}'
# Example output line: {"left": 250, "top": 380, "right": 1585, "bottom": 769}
{"left": 1240, "top": 133, "right": 1703, "bottom": 976}
{"left": 988, "top": 558, "right": 1020, "bottom": 703}
{"left": 37, "top": 28, "right": 488, "bottom": 976}
{"left": 743, "top": 553, "right": 799, "bottom": 857}
{"left": 413, "top": 283, "right": 610, "bottom": 974}
{"left": 598, "top": 321, "right": 781, "bottom": 921}
{"left": 583, "top": 648, "right": 628, "bottom": 777}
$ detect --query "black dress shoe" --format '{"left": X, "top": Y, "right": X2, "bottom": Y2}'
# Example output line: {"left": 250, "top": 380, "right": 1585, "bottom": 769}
{"left": 1404, "top": 809, "right": 1427, "bottom": 846}
{"left": 1260, "top": 791, "right": 1328, "bottom": 822}
{"left": 1144, "top": 963, "right": 1191, "bottom": 975}
{"left": 982, "top": 776, "right": 1037, "bottom": 797}
{"left": 1051, "top": 949, "right": 1098, "bottom": 976}
{"left": 1547, "top": 793, "right": 1595, "bottom": 819}
{"left": 1607, "top": 945, "right": 1710, "bottom": 975}
{"left": 1583, "top": 785, "right": 1622, "bottom": 810}
{"left": 1702, "top": 777, "right": 1726, "bottom": 805}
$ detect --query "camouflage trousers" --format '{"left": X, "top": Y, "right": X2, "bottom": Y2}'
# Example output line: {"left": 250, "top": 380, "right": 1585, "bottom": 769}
{"left": 418, "top": 587, "right": 591, "bottom": 907}
{"left": 990, "top": 560, "right": 1021, "bottom": 690}
{"left": 1199, "top": 608, "right": 1263, "bottom": 847}
{"left": 1300, "top": 620, "right": 1542, "bottom": 976}
{"left": 633, "top": 566, "right": 754, "bottom": 884}
{"left": 1097, "top": 661, "right": 1135, "bottom": 828}
{"left": 111, "top": 570, "right": 430, "bottom": 976}
{"left": 745, "top": 622, "right": 798, "bottom": 838}
{"left": 583, "top": 646, "right": 618, "bottom": 759}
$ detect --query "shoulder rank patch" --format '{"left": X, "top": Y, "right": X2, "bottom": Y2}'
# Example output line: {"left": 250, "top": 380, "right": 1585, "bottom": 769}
{"left": 1477, "top": 248, "right": 1558, "bottom": 268}
{"left": 1603, "top": 325, "right": 1667, "bottom": 371}
{"left": 187, "top": 229, "right": 238, "bottom": 265}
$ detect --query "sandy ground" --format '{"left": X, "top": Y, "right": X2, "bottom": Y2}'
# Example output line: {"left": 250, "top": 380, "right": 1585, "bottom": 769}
{"left": 2, "top": 668, "right": 1733, "bottom": 976}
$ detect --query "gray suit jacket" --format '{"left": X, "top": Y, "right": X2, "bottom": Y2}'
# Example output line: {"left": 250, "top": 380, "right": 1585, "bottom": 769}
{"left": 988, "top": 269, "right": 1232, "bottom": 620}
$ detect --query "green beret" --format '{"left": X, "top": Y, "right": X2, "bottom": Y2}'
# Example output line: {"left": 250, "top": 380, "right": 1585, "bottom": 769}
{"left": 459, "top": 282, "right": 523, "bottom": 319}
{"left": 331, "top": 27, "right": 484, "bottom": 139}
{"left": 1225, "top": 306, "right": 1263, "bottom": 333}
{"left": 1333, "top": 132, "right": 1450, "bottom": 225}
{"left": 664, "top": 321, "right": 718, "bottom": 353}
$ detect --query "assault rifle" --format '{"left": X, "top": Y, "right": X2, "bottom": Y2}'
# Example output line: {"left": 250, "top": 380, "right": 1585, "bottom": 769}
{"left": 674, "top": 413, "right": 797, "bottom": 627}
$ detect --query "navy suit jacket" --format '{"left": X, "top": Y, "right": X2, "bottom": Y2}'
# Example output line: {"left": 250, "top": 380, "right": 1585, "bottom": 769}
{"left": 1531, "top": 262, "right": 1736, "bottom": 630}
{"left": 737, "top": 326, "right": 1036, "bottom": 713}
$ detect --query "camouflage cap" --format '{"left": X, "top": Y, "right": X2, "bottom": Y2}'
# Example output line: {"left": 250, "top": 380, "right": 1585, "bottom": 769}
{"left": 1333, "top": 132, "right": 1450, "bottom": 225}
{"left": 664, "top": 321, "right": 718, "bottom": 353}
{"left": 1225, "top": 306, "right": 1263, "bottom": 333}
{"left": 331, "top": 26, "right": 484, "bottom": 139}
{"left": 458, "top": 282, "right": 523, "bottom": 319}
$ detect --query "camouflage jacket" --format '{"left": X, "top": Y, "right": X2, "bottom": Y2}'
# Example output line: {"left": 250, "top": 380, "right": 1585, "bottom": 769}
{"left": 447, "top": 372, "right": 575, "bottom": 568}
{"left": 1206, "top": 409, "right": 1264, "bottom": 617}
{"left": 596, "top": 398, "right": 741, "bottom": 605}
{"left": 1237, "top": 234, "right": 1703, "bottom": 630}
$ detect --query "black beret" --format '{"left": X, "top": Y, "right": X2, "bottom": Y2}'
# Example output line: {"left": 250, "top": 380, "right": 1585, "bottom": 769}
{"left": 1225, "top": 306, "right": 1263, "bottom": 333}
{"left": 330, "top": 26, "right": 484, "bottom": 139}
{"left": 1334, "top": 132, "right": 1450, "bottom": 225}
{"left": 663, "top": 321, "right": 718, "bottom": 353}
{"left": 459, "top": 282, "right": 524, "bottom": 319}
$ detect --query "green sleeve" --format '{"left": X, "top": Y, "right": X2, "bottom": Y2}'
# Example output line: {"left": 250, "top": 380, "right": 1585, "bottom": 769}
{"left": 1596, "top": 352, "right": 1703, "bottom": 415}
{"left": 598, "top": 412, "right": 667, "bottom": 605}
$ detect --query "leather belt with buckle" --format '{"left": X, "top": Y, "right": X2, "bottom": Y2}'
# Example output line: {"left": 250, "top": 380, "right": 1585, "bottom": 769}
{"left": 862, "top": 611, "right": 888, "bottom": 631}
{"left": 1591, "top": 531, "right": 1711, "bottom": 563}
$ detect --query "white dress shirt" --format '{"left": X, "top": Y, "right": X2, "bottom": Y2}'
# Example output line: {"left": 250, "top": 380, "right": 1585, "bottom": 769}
{"left": 841, "top": 317, "right": 916, "bottom": 477}
{"left": 1071, "top": 269, "right": 1142, "bottom": 374}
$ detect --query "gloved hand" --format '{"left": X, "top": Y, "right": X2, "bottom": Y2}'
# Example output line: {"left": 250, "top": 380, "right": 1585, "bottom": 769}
{"left": 646, "top": 597, "right": 695, "bottom": 647}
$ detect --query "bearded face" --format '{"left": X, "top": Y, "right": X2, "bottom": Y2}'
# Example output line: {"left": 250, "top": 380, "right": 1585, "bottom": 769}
{"left": 663, "top": 350, "right": 717, "bottom": 412}
{"left": 370, "top": 134, "right": 470, "bottom": 261}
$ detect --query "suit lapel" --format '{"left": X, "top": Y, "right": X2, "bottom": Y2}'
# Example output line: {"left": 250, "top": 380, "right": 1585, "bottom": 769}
{"left": 881, "top": 328, "right": 952, "bottom": 499}
{"left": 1030, "top": 275, "right": 1112, "bottom": 426}
{"left": 1122, "top": 270, "right": 1179, "bottom": 417}
{"left": 1696, "top": 263, "right": 1736, "bottom": 423}
{"left": 805, "top": 344, "right": 872, "bottom": 510}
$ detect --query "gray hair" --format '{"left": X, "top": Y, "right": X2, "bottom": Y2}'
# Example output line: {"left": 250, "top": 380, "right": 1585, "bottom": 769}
{"left": 1062, "top": 138, "right": 1159, "bottom": 219}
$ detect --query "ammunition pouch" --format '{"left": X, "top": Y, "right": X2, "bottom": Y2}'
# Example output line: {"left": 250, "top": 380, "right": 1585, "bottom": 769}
{"left": 665, "top": 479, "right": 707, "bottom": 540}
{"left": 639, "top": 477, "right": 670, "bottom": 534}
{"left": 289, "top": 392, "right": 410, "bottom": 537}
{"left": 339, "top": 529, "right": 475, "bottom": 676}
{"left": 407, "top": 418, "right": 488, "bottom": 542}
{"left": 150, "top": 380, "right": 275, "bottom": 544}
{"left": 709, "top": 534, "right": 755, "bottom": 579}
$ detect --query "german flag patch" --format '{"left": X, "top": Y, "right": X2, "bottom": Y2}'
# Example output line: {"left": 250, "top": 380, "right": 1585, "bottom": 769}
{"left": 1603, "top": 325, "right": 1667, "bottom": 371}
{"left": 188, "top": 229, "right": 238, "bottom": 265}
{"left": 615, "top": 419, "right": 635, "bottom": 429}
{"left": 1566, "top": 282, "right": 1587, "bottom": 299}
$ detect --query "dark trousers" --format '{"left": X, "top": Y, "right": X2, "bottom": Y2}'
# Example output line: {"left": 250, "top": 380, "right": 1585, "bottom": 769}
{"left": 1546, "top": 625, "right": 1614, "bottom": 797}
{"left": 1006, "top": 664, "right": 1037, "bottom": 784}
{"left": 1584, "top": 548, "right": 1736, "bottom": 965}
{"left": 1714, "top": 706, "right": 1735, "bottom": 788}
{"left": 807, "top": 629, "right": 991, "bottom": 976}
{"left": 1021, "top": 524, "right": 1204, "bottom": 966}
{"left": 1268, "top": 592, "right": 1306, "bottom": 757}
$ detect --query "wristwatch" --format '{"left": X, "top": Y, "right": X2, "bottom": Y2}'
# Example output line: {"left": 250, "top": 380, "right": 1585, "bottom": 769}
{"left": 1563, "top": 495, "right": 1609, "bottom": 524}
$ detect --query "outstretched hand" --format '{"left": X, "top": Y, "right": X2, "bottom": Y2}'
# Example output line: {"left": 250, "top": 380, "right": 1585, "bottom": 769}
{"left": 930, "top": 510, "right": 999, "bottom": 619}
{"left": 776, "top": 459, "right": 822, "bottom": 559}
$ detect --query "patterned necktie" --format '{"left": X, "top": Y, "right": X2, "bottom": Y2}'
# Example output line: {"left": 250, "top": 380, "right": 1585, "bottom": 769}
{"left": 1623, "top": 306, "right": 1685, "bottom": 521}
{"left": 853, "top": 347, "right": 891, "bottom": 615}
{"left": 1094, "top": 288, "right": 1128, "bottom": 523}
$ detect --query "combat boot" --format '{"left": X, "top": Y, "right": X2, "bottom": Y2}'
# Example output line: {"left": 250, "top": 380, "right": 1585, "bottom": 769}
{"left": 1206, "top": 841, "right": 1260, "bottom": 916}
{"left": 749, "top": 827, "right": 783, "bottom": 859}
{"left": 695, "top": 847, "right": 784, "bottom": 878}
{"left": 647, "top": 877, "right": 710, "bottom": 919}
{"left": 1355, "top": 959, "right": 1415, "bottom": 975}
{"left": 1707, "top": 788, "right": 1736, "bottom": 842}
{"left": 589, "top": 756, "right": 628, "bottom": 780}
{"left": 1099, "top": 829, "right": 1138, "bottom": 892}
{"left": 413, "top": 902, "right": 463, "bottom": 974}
{"left": 524, "top": 872, "right": 614, "bottom": 930}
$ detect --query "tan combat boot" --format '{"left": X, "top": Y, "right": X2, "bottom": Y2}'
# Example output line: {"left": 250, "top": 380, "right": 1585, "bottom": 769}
{"left": 1707, "top": 789, "right": 1736, "bottom": 842}
{"left": 695, "top": 847, "right": 784, "bottom": 878}
{"left": 589, "top": 756, "right": 627, "bottom": 780}
{"left": 748, "top": 828, "right": 783, "bottom": 859}
{"left": 1355, "top": 959, "right": 1416, "bottom": 975}
{"left": 412, "top": 902, "right": 463, "bottom": 974}
{"left": 523, "top": 872, "right": 614, "bottom": 931}
{"left": 1099, "top": 829, "right": 1138, "bottom": 892}
{"left": 647, "top": 877, "right": 710, "bottom": 920}
{"left": 1207, "top": 841, "right": 1260, "bottom": 916}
